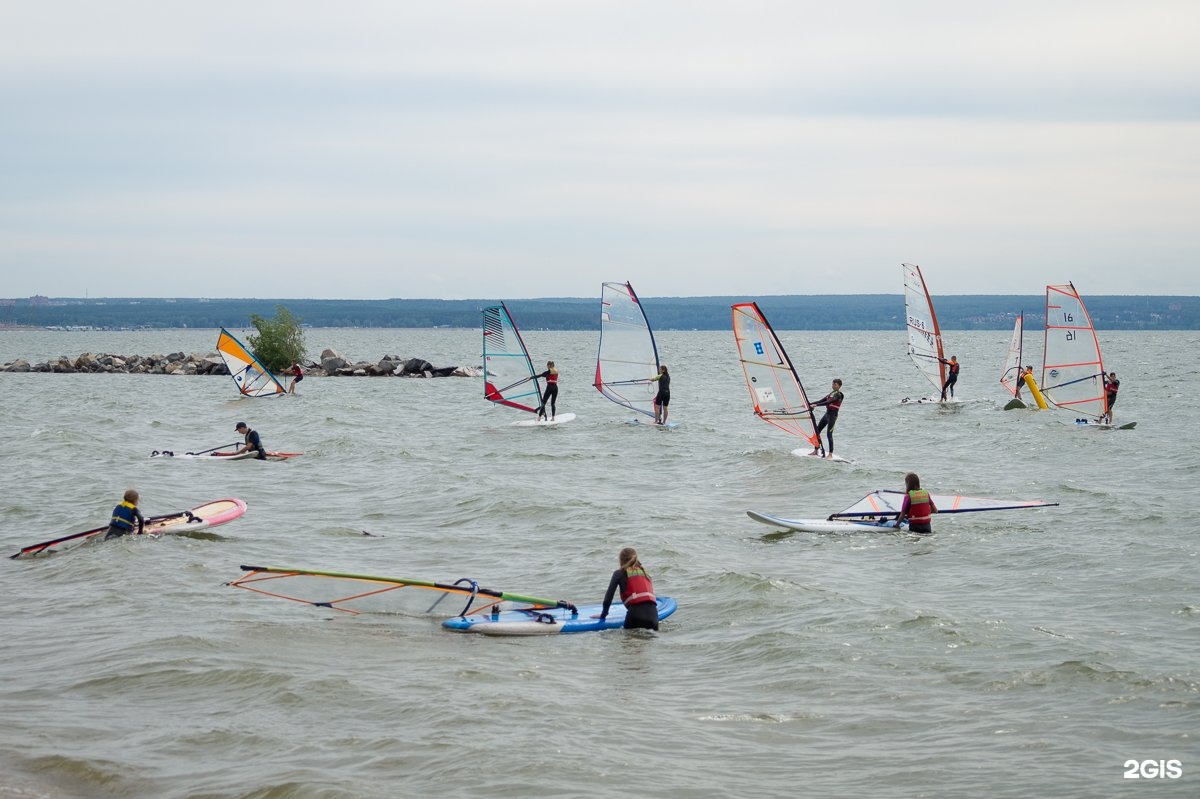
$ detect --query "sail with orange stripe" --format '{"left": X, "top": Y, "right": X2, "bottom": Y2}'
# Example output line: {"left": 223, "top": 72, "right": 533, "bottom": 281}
{"left": 828, "top": 490, "right": 1057, "bottom": 520}
{"left": 216, "top": 328, "right": 287, "bottom": 397}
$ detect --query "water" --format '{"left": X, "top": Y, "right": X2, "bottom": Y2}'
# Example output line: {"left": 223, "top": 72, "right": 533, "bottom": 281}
{"left": 1, "top": 327, "right": 1197, "bottom": 798}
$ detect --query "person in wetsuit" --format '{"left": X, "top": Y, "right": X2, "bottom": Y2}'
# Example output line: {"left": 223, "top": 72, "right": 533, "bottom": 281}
{"left": 1103, "top": 371, "right": 1120, "bottom": 423}
{"left": 535, "top": 361, "right": 559, "bottom": 421}
{"left": 104, "top": 488, "right": 145, "bottom": 540}
{"left": 809, "top": 378, "right": 844, "bottom": 458}
{"left": 651, "top": 364, "right": 671, "bottom": 425}
{"left": 894, "top": 472, "right": 938, "bottom": 534}
{"left": 938, "top": 355, "right": 960, "bottom": 401}
{"left": 597, "top": 546, "right": 659, "bottom": 630}
{"left": 233, "top": 421, "right": 267, "bottom": 459}
{"left": 288, "top": 363, "right": 304, "bottom": 394}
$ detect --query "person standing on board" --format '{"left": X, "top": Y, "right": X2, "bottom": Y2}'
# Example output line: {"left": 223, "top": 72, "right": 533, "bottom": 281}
{"left": 104, "top": 488, "right": 145, "bottom": 540}
{"left": 535, "top": 361, "right": 559, "bottom": 421}
{"left": 894, "top": 472, "right": 938, "bottom": 534}
{"left": 596, "top": 547, "right": 659, "bottom": 630}
{"left": 650, "top": 364, "right": 671, "bottom": 425}
{"left": 809, "top": 378, "right": 844, "bottom": 458}
{"left": 287, "top": 363, "right": 304, "bottom": 394}
{"left": 1015, "top": 365, "right": 1034, "bottom": 400}
{"left": 233, "top": 422, "right": 267, "bottom": 460}
{"left": 1103, "top": 371, "right": 1120, "bottom": 423}
{"left": 938, "top": 355, "right": 960, "bottom": 401}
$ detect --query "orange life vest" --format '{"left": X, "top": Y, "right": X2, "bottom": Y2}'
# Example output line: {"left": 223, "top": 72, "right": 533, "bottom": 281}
{"left": 621, "top": 567, "right": 656, "bottom": 607}
{"left": 907, "top": 489, "right": 932, "bottom": 525}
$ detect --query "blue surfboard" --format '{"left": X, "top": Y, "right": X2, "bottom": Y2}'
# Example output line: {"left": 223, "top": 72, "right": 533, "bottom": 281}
{"left": 442, "top": 597, "right": 677, "bottom": 635}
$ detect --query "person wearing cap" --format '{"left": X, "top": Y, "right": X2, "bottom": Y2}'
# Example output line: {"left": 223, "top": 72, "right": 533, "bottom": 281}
{"left": 233, "top": 422, "right": 267, "bottom": 460}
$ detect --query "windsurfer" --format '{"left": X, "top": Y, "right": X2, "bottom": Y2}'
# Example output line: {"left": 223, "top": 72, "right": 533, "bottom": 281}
{"left": 104, "top": 488, "right": 145, "bottom": 540}
{"left": 1103, "top": 371, "right": 1120, "bottom": 423}
{"left": 1015, "top": 365, "right": 1034, "bottom": 399}
{"left": 597, "top": 547, "right": 659, "bottom": 630}
{"left": 894, "top": 472, "right": 938, "bottom": 534}
{"left": 288, "top": 363, "right": 304, "bottom": 394}
{"left": 650, "top": 364, "right": 671, "bottom": 424}
{"left": 535, "top": 361, "right": 559, "bottom": 421}
{"left": 938, "top": 355, "right": 960, "bottom": 401}
{"left": 233, "top": 422, "right": 267, "bottom": 460}
{"left": 809, "top": 379, "right": 843, "bottom": 457}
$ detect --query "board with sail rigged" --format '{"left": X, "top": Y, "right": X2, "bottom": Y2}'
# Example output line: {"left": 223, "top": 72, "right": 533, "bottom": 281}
{"left": 594, "top": 281, "right": 661, "bottom": 421}
{"left": 731, "top": 302, "right": 823, "bottom": 453}
{"left": 748, "top": 490, "right": 1058, "bottom": 534}
{"left": 1040, "top": 283, "right": 1109, "bottom": 422}
{"left": 443, "top": 597, "right": 677, "bottom": 635}
{"left": 216, "top": 328, "right": 287, "bottom": 397}
{"left": 482, "top": 303, "right": 544, "bottom": 416}
{"left": 1000, "top": 312, "right": 1025, "bottom": 398}
{"left": 228, "top": 565, "right": 578, "bottom": 619}
{"left": 902, "top": 263, "right": 947, "bottom": 401}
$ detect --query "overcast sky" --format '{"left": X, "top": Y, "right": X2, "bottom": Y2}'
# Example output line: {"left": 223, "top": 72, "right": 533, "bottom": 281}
{"left": 1, "top": 1, "right": 1197, "bottom": 299}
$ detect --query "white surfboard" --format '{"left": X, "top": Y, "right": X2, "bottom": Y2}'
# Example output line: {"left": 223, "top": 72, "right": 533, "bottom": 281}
{"left": 511, "top": 412, "right": 577, "bottom": 427}
{"left": 792, "top": 448, "right": 851, "bottom": 463}
{"left": 747, "top": 510, "right": 900, "bottom": 533}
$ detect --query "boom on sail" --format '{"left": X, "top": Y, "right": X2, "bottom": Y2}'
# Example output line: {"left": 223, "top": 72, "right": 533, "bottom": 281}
{"left": 594, "top": 281, "right": 660, "bottom": 419}
{"left": 482, "top": 303, "right": 542, "bottom": 414}
{"left": 216, "top": 328, "right": 287, "bottom": 397}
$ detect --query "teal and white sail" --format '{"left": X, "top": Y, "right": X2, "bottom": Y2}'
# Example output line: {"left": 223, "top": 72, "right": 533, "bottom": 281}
{"left": 1041, "top": 283, "right": 1106, "bottom": 420}
{"left": 482, "top": 303, "right": 542, "bottom": 414}
{"left": 594, "top": 281, "right": 660, "bottom": 419}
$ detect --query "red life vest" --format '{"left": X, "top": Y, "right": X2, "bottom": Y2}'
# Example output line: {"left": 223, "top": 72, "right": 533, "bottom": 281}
{"left": 825, "top": 390, "right": 843, "bottom": 411}
{"left": 907, "top": 489, "right": 932, "bottom": 525}
{"left": 546, "top": 369, "right": 559, "bottom": 384}
{"left": 621, "top": 567, "right": 656, "bottom": 607}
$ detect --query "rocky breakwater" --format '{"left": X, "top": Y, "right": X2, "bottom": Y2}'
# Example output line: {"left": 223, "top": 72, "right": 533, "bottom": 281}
{"left": 2, "top": 348, "right": 481, "bottom": 378}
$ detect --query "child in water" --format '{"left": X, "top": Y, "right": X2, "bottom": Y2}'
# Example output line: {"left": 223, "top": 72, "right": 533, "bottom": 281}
{"left": 104, "top": 488, "right": 145, "bottom": 540}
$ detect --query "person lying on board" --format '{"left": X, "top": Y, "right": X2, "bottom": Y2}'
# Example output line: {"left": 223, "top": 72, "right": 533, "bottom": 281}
{"left": 535, "top": 360, "right": 559, "bottom": 421}
{"left": 651, "top": 364, "right": 671, "bottom": 425}
{"left": 233, "top": 422, "right": 267, "bottom": 460}
{"left": 938, "top": 355, "right": 960, "bottom": 401}
{"left": 596, "top": 547, "right": 659, "bottom": 630}
{"left": 104, "top": 489, "right": 145, "bottom": 540}
{"left": 894, "top": 472, "right": 938, "bottom": 534}
{"left": 809, "top": 378, "right": 844, "bottom": 458}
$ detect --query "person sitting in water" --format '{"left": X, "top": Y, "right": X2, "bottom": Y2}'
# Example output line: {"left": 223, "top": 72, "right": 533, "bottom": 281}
{"left": 895, "top": 472, "right": 938, "bottom": 534}
{"left": 104, "top": 488, "right": 145, "bottom": 540}
{"left": 233, "top": 422, "right": 267, "bottom": 460}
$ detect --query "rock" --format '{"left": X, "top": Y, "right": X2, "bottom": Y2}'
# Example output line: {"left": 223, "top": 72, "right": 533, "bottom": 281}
{"left": 4, "top": 359, "right": 30, "bottom": 372}
{"left": 320, "top": 348, "right": 348, "bottom": 373}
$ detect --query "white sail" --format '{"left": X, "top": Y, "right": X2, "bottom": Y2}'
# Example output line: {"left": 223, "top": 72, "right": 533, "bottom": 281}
{"left": 902, "top": 263, "right": 946, "bottom": 396}
{"left": 829, "top": 489, "right": 1058, "bottom": 519}
{"left": 1041, "top": 283, "right": 1106, "bottom": 420}
{"left": 731, "top": 302, "right": 822, "bottom": 449}
{"left": 1000, "top": 313, "right": 1024, "bottom": 397}
{"left": 594, "top": 281, "right": 660, "bottom": 419}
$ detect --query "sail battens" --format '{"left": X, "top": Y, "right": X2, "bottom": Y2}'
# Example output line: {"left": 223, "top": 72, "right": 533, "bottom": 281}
{"left": 902, "top": 263, "right": 946, "bottom": 394}
{"left": 1041, "top": 283, "right": 1106, "bottom": 420}
{"left": 732, "top": 302, "right": 820, "bottom": 448}
{"left": 595, "top": 282, "right": 660, "bottom": 418}
{"left": 482, "top": 303, "right": 542, "bottom": 414}
{"left": 216, "top": 328, "right": 286, "bottom": 397}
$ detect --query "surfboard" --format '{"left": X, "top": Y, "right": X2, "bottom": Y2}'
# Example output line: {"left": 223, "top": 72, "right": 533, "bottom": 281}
{"left": 627, "top": 418, "right": 679, "bottom": 429}
{"left": 1073, "top": 419, "right": 1137, "bottom": 430}
{"left": 442, "top": 597, "right": 677, "bottom": 635}
{"left": 10, "top": 498, "right": 248, "bottom": 559}
{"left": 747, "top": 510, "right": 900, "bottom": 533}
{"left": 511, "top": 413, "right": 576, "bottom": 427}
{"left": 792, "top": 448, "right": 851, "bottom": 463}
{"left": 151, "top": 450, "right": 302, "bottom": 460}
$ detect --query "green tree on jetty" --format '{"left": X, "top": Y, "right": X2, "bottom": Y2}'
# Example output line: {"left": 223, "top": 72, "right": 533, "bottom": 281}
{"left": 248, "top": 305, "right": 307, "bottom": 372}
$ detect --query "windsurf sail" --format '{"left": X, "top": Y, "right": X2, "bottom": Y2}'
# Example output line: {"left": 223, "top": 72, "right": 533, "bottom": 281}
{"left": 828, "top": 490, "right": 1058, "bottom": 520}
{"left": 902, "top": 263, "right": 946, "bottom": 396}
{"left": 594, "top": 281, "right": 660, "bottom": 419}
{"left": 228, "top": 565, "right": 577, "bottom": 618}
{"left": 1041, "top": 283, "right": 1106, "bottom": 420}
{"left": 731, "top": 302, "right": 821, "bottom": 450}
{"left": 1000, "top": 313, "right": 1024, "bottom": 397}
{"left": 216, "top": 328, "right": 287, "bottom": 397}
{"left": 482, "top": 303, "right": 543, "bottom": 414}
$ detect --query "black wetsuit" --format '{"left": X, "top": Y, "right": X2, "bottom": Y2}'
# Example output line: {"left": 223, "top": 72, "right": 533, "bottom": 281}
{"left": 653, "top": 371, "right": 670, "bottom": 407}
{"left": 1105, "top": 377, "right": 1119, "bottom": 413}
{"left": 535, "top": 370, "right": 558, "bottom": 418}
{"left": 939, "top": 360, "right": 960, "bottom": 400}
{"left": 811, "top": 390, "right": 843, "bottom": 454}
{"left": 244, "top": 429, "right": 267, "bottom": 460}
{"left": 599, "top": 569, "right": 659, "bottom": 630}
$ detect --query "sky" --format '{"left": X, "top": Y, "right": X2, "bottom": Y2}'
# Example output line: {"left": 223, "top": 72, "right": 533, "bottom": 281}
{"left": 1, "top": 1, "right": 1198, "bottom": 299}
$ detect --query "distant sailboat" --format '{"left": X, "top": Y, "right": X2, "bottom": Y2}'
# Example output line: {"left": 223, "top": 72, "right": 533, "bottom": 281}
{"left": 900, "top": 263, "right": 949, "bottom": 404}
{"left": 1040, "top": 283, "right": 1134, "bottom": 429}
{"left": 216, "top": 328, "right": 287, "bottom": 397}
{"left": 594, "top": 281, "right": 663, "bottom": 423}
{"left": 482, "top": 303, "right": 575, "bottom": 426}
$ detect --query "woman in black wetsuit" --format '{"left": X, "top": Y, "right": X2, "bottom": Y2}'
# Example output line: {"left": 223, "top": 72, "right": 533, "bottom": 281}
{"left": 597, "top": 547, "right": 659, "bottom": 630}
{"left": 535, "top": 361, "right": 559, "bottom": 421}
{"left": 651, "top": 364, "right": 670, "bottom": 425}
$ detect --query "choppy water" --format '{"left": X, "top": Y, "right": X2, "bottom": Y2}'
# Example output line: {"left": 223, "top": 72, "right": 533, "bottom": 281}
{"left": 1, "top": 327, "right": 1197, "bottom": 799}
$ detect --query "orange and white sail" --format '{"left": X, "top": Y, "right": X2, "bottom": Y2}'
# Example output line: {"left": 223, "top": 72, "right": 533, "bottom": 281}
{"left": 1041, "top": 283, "right": 1106, "bottom": 420}
{"left": 216, "top": 328, "right": 287, "bottom": 397}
